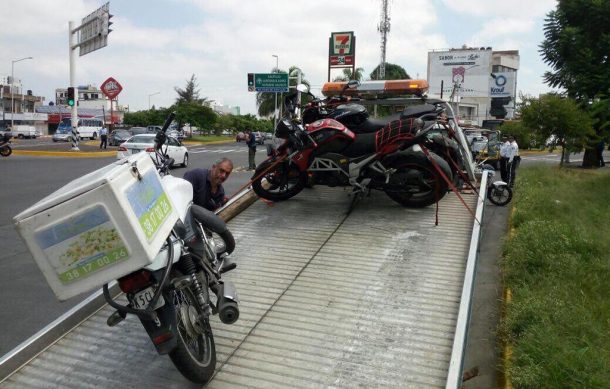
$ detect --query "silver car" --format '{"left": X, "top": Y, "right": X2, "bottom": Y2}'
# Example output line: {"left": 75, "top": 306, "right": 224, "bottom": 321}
{"left": 52, "top": 128, "right": 72, "bottom": 142}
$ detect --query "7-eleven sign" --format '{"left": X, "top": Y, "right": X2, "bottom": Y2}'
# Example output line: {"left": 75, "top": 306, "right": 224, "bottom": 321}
{"left": 330, "top": 31, "right": 354, "bottom": 56}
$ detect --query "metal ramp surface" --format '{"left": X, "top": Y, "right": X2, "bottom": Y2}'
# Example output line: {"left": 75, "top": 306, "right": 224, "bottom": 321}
{"left": 2, "top": 186, "right": 478, "bottom": 388}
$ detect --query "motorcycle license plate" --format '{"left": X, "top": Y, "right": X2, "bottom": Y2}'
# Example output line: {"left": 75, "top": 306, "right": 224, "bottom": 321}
{"left": 132, "top": 286, "right": 165, "bottom": 310}
{"left": 131, "top": 149, "right": 141, "bottom": 154}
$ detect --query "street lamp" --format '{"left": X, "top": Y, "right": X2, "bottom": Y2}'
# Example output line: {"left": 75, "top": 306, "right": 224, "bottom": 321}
{"left": 148, "top": 91, "right": 160, "bottom": 110}
{"left": 272, "top": 54, "right": 279, "bottom": 128}
{"left": 11, "top": 56, "right": 33, "bottom": 129}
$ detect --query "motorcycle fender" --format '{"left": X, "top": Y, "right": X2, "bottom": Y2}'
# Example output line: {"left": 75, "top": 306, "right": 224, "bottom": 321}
{"left": 383, "top": 149, "right": 453, "bottom": 181}
{"left": 138, "top": 290, "right": 178, "bottom": 355}
{"left": 492, "top": 180, "right": 508, "bottom": 187}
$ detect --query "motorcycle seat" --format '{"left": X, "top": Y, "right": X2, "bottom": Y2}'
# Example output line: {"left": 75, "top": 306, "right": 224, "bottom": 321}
{"left": 351, "top": 113, "right": 401, "bottom": 134}
{"left": 400, "top": 103, "right": 437, "bottom": 119}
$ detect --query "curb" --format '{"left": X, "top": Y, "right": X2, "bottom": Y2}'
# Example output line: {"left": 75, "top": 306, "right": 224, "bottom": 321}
{"left": 12, "top": 150, "right": 115, "bottom": 158}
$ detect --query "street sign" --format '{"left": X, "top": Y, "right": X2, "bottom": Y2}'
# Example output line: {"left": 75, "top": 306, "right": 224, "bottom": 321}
{"left": 78, "top": 2, "right": 113, "bottom": 57}
{"left": 247, "top": 73, "right": 288, "bottom": 92}
{"left": 100, "top": 77, "right": 123, "bottom": 99}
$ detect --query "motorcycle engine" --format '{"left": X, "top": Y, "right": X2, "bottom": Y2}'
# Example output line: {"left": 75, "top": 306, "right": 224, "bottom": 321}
{"left": 309, "top": 153, "right": 350, "bottom": 187}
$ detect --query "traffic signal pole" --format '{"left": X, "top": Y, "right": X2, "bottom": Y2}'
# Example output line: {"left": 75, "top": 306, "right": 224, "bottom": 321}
{"left": 68, "top": 21, "right": 79, "bottom": 151}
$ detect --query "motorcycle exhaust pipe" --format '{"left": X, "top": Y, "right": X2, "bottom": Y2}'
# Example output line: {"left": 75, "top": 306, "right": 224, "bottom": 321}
{"left": 217, "top": 281, "right": 239, "bottom": 324}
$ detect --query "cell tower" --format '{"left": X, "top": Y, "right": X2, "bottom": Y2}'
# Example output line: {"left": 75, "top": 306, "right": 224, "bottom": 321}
{"left": 377, "top": 0, "right": 391, "bottom": 79}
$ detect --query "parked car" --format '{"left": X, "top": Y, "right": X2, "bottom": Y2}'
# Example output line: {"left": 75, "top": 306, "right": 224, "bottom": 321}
{"left": 52, "top": 128, "right": 72, "bottom": 142}
{"left": 167, "top": 129, "right": 185, "bottom": 141}
{"left": 117, "top": 134, "right": 189, "bottom": 167}
{"left": 146, "top": 125, "right": 162, "bottom": 133}
{"left": 130, "top": 127, "right": 148, "bottom": 135}
{"left": 108, "top": 129, "right": 133, "bottom": 146}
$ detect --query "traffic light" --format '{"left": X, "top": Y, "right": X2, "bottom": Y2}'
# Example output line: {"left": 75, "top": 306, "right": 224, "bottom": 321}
{"left": 247, "top": 73, "right": 255, "bottom": 91}
{"left": 102, "top": 12, "right": 113, "bottom": 36}
{"left": 67, "top": 87, "right": 75, "bottom": 107}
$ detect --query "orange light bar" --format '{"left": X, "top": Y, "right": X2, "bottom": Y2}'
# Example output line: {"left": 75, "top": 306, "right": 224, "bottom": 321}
{"left": 321, "top": 79, "right": 429, "bottom": 97}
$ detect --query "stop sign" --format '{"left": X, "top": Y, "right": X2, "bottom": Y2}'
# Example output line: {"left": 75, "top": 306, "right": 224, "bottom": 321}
{"left": 100, "top": 77, "right": 123, "bottom": 99}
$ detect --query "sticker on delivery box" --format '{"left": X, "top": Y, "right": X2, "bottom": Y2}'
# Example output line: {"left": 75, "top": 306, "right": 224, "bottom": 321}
{"left": 125, "top": 170, "right": 173, "bottom": 241}
{"left": 35, "top": 206, "right": 130, "bottom": 285}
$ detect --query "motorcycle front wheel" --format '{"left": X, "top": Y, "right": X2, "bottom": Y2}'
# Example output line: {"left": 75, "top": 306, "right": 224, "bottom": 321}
{"left": 384, "top": 154, "right": 449, "bottom": 208}
{"left": 168, "top": 284, "right": 216, "bottom": 384}
{"left": 0, "top": 145, "right": 12, "bottom": 157}
{"left": 251, "top": 160, "right": 307, "bottom": 202}
{"left": 487, "top": 184, "right": 512, "bottom": 206}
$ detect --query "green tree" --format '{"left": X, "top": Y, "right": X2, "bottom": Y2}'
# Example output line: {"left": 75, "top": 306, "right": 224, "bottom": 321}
{"left": 174, "top": 101, "right": 216, "bottom": 134}
{"left": 256, "top": 66, "right": 310, "bottom": 118}
{"left": 520, "top": 94, "right": 594, "bottom": 165}
{"left": 369, "top": 63, "right": 410, "bottom": 80}
{"left": 333, "top": 67, "right": 365, "bottom": 82}
{"left": 539, "top": 0, "right": 610, "bottom": 166}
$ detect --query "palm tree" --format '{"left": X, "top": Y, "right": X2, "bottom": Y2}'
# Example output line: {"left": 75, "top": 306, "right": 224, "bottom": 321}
{"left": 333, "top": 67, "right": 365, "bottom": 82}
{"left": 256, "top": 66, "right": 309, "bottom": 117}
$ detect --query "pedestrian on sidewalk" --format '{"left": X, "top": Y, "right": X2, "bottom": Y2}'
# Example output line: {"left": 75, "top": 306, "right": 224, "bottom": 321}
{"left": 246, "top": 129, "right": 257, "bottom": 170}
{"left": 99, "top": 127, "right": 108, "bottom": 149}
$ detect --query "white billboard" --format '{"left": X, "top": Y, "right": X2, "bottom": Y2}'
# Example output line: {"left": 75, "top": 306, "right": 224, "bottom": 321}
{"left": 427, "top": 49, "right": 492, "bottom": 98}
{"left": 489, "top": 72, "right": 516, "bottom": 99}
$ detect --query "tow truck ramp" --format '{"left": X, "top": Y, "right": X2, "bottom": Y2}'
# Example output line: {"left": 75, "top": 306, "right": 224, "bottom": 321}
{"left": 0, "top": 184, "right": 484, "bottom": 388}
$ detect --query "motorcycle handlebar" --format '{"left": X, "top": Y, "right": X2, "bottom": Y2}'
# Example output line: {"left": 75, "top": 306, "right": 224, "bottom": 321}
{"left": 155, "top": 112, "right": 176, "bottom": 151}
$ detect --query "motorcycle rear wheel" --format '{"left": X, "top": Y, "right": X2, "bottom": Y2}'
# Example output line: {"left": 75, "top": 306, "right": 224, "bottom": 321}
{"left": 251, "top": 160, "right": 307, "bottom": 201}
{"left": 168, "top": 285, "right": 216, "bottom": 384}
{"left": 487, "top": 184, "right": 512, "bottom": 206}
{"left": 0, "top": 145, "right": 12, "bottom": 157}
{"left": 384, "top": 153, "right": 449, "bottom": 208}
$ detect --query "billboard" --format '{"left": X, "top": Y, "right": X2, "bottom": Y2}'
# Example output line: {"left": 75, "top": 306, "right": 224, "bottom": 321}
{"left": 427, "top": 49, "right": 492, "bottom": 98}
{"left": 489, "top": 72, "right": 516, "bottom": 98}
{"left": 328, "top": 31, "right": 356, "bottom": 71}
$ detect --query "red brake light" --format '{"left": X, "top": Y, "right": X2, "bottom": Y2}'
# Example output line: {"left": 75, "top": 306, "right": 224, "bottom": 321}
{"left": 145, "top": 147, "right": 155, "bottom": 152}
{"left": 118, "top": 270, "right": 152, "bottom": 293}
{"left": 118, "top": 146, "right": 127, "bottom": 151}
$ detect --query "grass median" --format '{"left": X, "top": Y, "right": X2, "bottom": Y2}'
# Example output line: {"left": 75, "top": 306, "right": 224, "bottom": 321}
{"left": 500, "top": 165, "right": 610, "bottom": 388}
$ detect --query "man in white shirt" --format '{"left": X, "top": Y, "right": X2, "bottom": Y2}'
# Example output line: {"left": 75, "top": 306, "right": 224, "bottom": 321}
{"left": 499, "top": 135, "right": 511, "bottom": 183}
{"left": 508, "top": 135, "right": 520, "bottom": 187}
{"left": 99, "top": 126, "right": 108, "bottom": 149}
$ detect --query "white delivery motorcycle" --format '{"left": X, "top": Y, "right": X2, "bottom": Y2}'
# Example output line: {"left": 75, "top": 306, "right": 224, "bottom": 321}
{"left": 103, "top": 113, "right": 239, "bottom": 384}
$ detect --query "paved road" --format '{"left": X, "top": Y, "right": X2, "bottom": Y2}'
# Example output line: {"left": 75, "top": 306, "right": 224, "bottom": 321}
{"left": 0, "top": 144, "right": 262, "bottom": 356}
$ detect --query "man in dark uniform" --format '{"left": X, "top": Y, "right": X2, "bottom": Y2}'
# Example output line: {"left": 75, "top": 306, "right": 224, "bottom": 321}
{"left": 183, "top": 157, "right": 233, "bottom": 211}
{"left": 246, "top": 129, "right": 257, "bottom": 170}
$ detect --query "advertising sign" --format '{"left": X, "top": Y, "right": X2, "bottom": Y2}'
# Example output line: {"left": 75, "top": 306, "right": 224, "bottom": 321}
{"left": 489, "top": 72, "right": 516, "bottom": 98}
{"left": 427, "top": 49, "right": 492, "bottom": 98}
{"left": 328, "top": 31, "right": 355, "bottom": 69}
{"left": 100, "top": 77, "right": 123, "bottom": 99}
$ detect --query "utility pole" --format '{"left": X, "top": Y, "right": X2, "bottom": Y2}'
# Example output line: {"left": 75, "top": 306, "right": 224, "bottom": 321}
{"left": 377, "top": 0, "right": 390, "bottom": 80}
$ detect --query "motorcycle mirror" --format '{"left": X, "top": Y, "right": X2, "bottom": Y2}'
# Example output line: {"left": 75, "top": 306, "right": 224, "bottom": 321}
{"left": 296, "top": 84, "right": 309, "bottom": 93}
{"left": 346, "top": 79, "right": 360, "bottom": 89}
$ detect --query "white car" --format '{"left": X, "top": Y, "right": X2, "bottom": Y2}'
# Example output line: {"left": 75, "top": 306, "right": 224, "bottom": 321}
{"left": 117, "top": 134, "right": 189, "bottom": 167}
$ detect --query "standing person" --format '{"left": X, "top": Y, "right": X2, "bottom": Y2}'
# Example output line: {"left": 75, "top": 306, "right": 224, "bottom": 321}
{"left": 499, "top": 135, "right": 511, "bottom": 183}
{"left": 246, "top": 129, "right": 257, "bottom": 170}
{"left": 596, "top": 140, "right": 606, "bottom": 167}
{"left": 507, "top": 135, "right": 520, "bottom": 187}
{"left": 183, "top": 157, "right": 234, "bottom": 211}
{"left": 99, "top": 126, "right": 108, "bottom": 149}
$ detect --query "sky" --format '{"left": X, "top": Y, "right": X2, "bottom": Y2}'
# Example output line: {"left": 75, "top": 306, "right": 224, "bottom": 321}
{"left": 1, "top": 0, "right": 559, "bottom": 116}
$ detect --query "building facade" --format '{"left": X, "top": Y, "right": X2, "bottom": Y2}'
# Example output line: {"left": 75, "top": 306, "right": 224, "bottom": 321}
{"left": 1, "top": 76, "right": 46, "bottom": 132}
{"left": 427, "top": 46, "right": 519, "bottom": 126}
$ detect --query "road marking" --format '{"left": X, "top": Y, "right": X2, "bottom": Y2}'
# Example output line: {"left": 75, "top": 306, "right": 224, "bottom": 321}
{"left": 189, "top": 147, "right": 246, "bottom": 154}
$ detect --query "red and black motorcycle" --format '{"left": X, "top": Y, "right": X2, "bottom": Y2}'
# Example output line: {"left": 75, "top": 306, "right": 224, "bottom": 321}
{"left": 251, "top": 86, "right": 454, "bottom": 208}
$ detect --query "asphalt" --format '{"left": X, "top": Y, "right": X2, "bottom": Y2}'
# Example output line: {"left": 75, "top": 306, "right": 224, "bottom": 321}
{"left": 7, "top": 137, "right": 513, "bottom": 386}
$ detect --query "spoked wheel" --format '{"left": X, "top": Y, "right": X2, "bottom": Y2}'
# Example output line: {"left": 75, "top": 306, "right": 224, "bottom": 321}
{"left": 168, "top": 285, "right": 216, "bottom": 384}
{"left": 0, "top": 146, "right": 12, "bottom": 157}
{"left": 384, "top": 154, "right": 449, "bottom": 208}
{"left": 251, "top": 160, "right": 307, "bottom": 201}
{"left": 487, "top": 184, "right": 512, "bottom": 206}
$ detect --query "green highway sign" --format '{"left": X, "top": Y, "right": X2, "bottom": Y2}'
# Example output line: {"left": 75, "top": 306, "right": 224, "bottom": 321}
{"left": 247, "top": 73, "right": 289, "bottom": 92}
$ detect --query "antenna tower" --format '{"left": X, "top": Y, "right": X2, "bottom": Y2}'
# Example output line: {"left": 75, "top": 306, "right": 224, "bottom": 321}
{"left": 377, "top": 0, "right": 391, "bottom": 79}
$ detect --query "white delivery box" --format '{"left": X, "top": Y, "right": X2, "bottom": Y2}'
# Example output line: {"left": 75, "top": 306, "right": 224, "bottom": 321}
{"left": 13, "top": 152, "right": 179, "bottom": 300}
